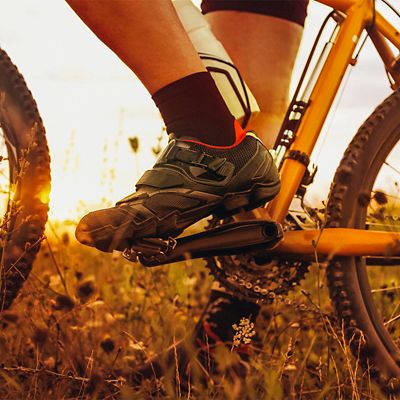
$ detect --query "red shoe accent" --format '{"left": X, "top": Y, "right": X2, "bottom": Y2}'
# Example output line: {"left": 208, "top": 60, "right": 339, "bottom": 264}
{"left": 182, "top": 120, "right": 247, "bottom": 149}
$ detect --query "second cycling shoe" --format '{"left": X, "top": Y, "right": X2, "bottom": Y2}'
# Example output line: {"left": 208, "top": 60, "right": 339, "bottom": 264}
{"left": 75, "top": 133, "right": 280, "bottom": 252}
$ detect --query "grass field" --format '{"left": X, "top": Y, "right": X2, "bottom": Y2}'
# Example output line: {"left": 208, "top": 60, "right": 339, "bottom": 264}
{"left": 0, "top": 218, "right": 395, "bottom": 399}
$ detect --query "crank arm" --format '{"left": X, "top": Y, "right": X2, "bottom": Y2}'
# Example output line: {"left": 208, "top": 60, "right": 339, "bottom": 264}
{"left": 123, "top": 220, "right": 283, "bottom": 267}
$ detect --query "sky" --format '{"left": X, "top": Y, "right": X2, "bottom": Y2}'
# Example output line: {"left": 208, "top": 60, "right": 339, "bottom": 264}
{"left": 0, "top": 0, "right": 398, "bottom": 220}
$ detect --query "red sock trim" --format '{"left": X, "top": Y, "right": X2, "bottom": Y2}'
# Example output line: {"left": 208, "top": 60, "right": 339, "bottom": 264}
{"left": 181, "top": 120, "right": 247, "bottom": 149}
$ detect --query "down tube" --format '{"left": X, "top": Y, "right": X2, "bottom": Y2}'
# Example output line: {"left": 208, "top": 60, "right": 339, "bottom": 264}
{"left": 267, "top": 2, "right": 371, "bottom": 223}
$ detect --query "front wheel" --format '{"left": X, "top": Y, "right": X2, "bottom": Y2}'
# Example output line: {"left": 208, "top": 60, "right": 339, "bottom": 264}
{"left": 0, "top": 48, "right": 51, "bottom": 310}
{"left": 327, "top": 88, "right": 400, "bottom": 391}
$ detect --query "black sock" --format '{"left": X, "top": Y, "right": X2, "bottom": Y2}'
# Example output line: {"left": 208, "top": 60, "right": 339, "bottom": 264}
{"left": 152, "top": 72, "right": 238, "bottom": 147}
{"left": 195, "top": 289, "right": 260, "bottom": 344}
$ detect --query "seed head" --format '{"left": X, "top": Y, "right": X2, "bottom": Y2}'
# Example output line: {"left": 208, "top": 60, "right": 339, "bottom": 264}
{"left": 77, "top": 280, "right": 96, "bottom": 302}
{"left": 55, "top": 294, "right": 75, "bottom": 311}
{"left": 100, "top": 337, "right": 115, "bottom": 353}
{"left": 373, "top": 190, "right": 388, "bottom": 205}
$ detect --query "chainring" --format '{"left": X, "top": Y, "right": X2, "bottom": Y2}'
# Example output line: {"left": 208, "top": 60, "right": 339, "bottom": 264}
{"left": 205, "top": 216, "right": 310, "bottom": 302}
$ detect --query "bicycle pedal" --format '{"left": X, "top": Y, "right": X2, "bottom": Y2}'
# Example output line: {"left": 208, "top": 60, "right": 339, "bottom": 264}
{"left": 122, "top": 237, "right": 177, "bottom": 262}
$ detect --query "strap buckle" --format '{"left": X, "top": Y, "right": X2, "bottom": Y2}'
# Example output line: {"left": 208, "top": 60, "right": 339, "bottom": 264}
{"left": 157, "top": 143, "right": 228, "bottom": 176}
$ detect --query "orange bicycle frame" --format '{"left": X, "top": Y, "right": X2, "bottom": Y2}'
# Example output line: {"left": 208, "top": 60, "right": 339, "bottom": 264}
{"left": 265, "top": 0, "right": 400, "bottom": 257}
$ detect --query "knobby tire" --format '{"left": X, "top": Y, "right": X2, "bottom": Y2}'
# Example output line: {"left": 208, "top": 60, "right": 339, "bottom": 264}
{"left": 0, "top": 48, "right": 50, "bottom": 311}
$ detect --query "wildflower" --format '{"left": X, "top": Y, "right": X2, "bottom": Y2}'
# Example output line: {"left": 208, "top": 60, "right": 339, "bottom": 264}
{"left": 54, "top": 294, "right": 75, "bottom": 311}
{"left": 61, "top": 232, "right": 70, "bottom": 246}
{"left": 100, "top": 337, "right": 115, "bottom": 353}
{"left": 77, "top": 280, "right": 96, "bottom": 302}
{"left": 128, "top": 137, "right": 139, "bottom": 153}
{"left": 232, "top": 317, "right": 256, "bottom": 348}
{"left": 373, "top": 190, "right": 388, "bottom": 205}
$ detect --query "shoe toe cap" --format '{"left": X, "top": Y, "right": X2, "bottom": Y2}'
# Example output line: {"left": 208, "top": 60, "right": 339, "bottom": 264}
{"left": 75, "top": 207, "right": 133, "bottom": 251}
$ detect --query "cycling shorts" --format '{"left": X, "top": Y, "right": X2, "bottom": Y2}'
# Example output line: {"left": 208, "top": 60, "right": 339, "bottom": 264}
{"left": 201, "top": 0, "right": 309, "bottom": 27}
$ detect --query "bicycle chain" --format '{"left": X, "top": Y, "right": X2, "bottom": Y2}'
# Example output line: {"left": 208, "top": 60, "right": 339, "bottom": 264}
{"left": 205, "top": 216, "right": 310, "bottom": 302}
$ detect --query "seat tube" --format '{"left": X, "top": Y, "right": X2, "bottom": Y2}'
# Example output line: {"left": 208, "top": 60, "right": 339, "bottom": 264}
{"left": 267, "top": 0, "right": 373, "bottom": 222}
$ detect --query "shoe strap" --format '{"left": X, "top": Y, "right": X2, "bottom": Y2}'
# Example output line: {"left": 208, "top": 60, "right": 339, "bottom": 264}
{"left": 135, "top": 169, "right": 185, "bottom": 189}
{"left": 134, "top": 142, "right": 233, "bottom": 190}
{"left": 157, "top": 143, "right": 227, "bottom": 173}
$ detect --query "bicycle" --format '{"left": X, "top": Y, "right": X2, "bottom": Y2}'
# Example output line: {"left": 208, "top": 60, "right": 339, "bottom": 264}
{"left": 2, "top": 0, "right": 400, "bottom": 393}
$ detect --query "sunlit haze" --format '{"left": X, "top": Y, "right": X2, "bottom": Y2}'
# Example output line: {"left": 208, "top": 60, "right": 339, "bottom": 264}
{"left": 1, "top": 0, "right": 397, "bottom": 221}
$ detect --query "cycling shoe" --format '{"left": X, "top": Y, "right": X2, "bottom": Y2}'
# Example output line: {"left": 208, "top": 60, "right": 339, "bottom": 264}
{"left": 75, "top": 133, "right": 280, "bottom": 252}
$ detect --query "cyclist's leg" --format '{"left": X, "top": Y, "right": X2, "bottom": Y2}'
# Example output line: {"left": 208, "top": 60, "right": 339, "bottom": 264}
{"left": 65, "top": 0, "right": 238, "bottom": 146}
{"left": 67, "top": 0, "right": 280, "bottom": 251}
{"left": 65, "top": 1, "right": 280, "bottom": 383}
{"left": 202, "top": 0, "right": 307, "bottom": 147}
{"left": 66, "top": 0, "right": 205, "bottom": 93}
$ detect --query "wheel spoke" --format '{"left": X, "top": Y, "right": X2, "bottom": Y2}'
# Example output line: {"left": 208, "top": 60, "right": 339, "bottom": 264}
{"left": 384, "top": 313, "right": 400, "bottom": 327}
{"left": 372, "top": 286, "right": 400, "bottom": 293}
{"left": 384, "top": 161, "right": 400, "bottom": 177}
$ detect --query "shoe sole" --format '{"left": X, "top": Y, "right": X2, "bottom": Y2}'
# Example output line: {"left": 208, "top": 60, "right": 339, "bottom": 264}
{"left": 75, "top": 179, "right": 280, "bottom": 253}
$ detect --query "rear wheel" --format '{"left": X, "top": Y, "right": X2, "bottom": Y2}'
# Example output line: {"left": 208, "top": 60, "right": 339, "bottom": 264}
{"left": 0, "top": 48, "right": 50, "bottom": 310}
{"left": 327, "top": 88, "right": 400, "bottom": 391}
